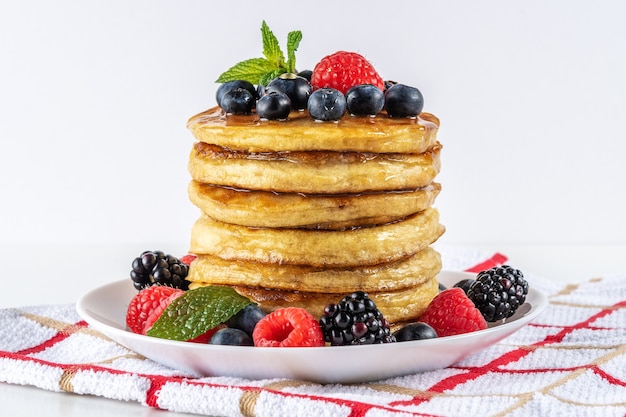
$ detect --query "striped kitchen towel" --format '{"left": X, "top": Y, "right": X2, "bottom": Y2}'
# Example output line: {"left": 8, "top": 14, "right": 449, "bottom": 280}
{"left": 1, "top": 247, "right": 625, "bottom": 417}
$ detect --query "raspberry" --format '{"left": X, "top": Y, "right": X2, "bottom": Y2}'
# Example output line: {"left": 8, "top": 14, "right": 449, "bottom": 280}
{"left": 467, "top": 265, "right": 529, "bottom": 322}
{"left": 127, "top": 285, "right": 222, "bottom": 342}
{"left": 252, "top": 307, "right": 324, "bottom": 347}
{"left": 186, "top": 326, "right": 223, "bottom": 344}
{"left": 419, "top": 288, "right": 488, "bottom": 337}
{"left": 311, "top": 51, "right": 385, "bottom": 95}
{"left": 126, "top": 286, "right": 183, "bottom": 334}
{"left": 141, "top": 291, "right": 184, "bottom": 334}
{"left": 179, "top": 253, "right": 197, "bottom": 265}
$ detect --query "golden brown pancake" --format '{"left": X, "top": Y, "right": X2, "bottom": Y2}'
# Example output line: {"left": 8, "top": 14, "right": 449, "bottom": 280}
{"left": 187, "top": 106, "right": 440, "bottom": 153}
{"left": 188, "top": 142, "right": 441, "bottom": 194}
{"left": 190, "top": 276, "right": 440, "bottom": 324}
{"left": 189, "top": 207, "right": 444, "bottom": 267}
{"left": 187, "top": 181, "right": 441, "bottom": 229}
{"left": 186, "top": 246, "right": 441, "bottom": 293}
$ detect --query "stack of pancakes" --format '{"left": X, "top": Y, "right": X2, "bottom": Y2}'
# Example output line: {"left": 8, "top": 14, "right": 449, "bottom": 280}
{"left": 185, "top": 106, "right": 445, "bottom": 325}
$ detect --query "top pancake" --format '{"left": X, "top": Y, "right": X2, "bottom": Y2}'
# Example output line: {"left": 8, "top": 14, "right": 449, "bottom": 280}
{"left": 187, "top": 106, "right": 440, "bottom": 153}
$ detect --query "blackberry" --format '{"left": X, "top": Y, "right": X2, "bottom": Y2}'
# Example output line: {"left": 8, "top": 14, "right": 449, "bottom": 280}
{"left": 130, "top": 250, "right": 190, "bottom": 291}
{"left": 467, "top": 265, "right": 529, "bottom": 322}
{"left": 319, "top": 291, "right": 396, "bottom": 346}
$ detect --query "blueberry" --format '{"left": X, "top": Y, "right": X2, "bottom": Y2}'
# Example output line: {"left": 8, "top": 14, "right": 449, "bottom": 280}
{"left": 453, "top": 278, "right": 476, "bottom": 295}
{"left": 297, "top": 69, "right": 312, "bottom": 81}
{"left": 266, "top": 74, "right": 312, "bottom": 110}
{"left": 219, "top": 88, "right": 255, "bottom": 114}
{"left": 392, "top": 322, "right": 438, "bottom": 342}
{"left": 384, "top": 84, "right": 424, "bottom": 117}
{"left": 209, "top": 328, "right": 254, "bottom": 346}
{"left": 226, "top": 304, "right": 266, "bottom": 336}
{"left": 384, "top": 80, "right": 398, "bottom": 91}
{"left": 346, "top": 84, "right": 385, "bottom": 116}
{"left": 438, "top": 282, "right": 447, "bottom": 292}
{"left": 256, "top": 83, "right": 266, "bottom": 98}
{"left": 256, "top": 91, "right": 291, "bottom": 120}
{"left": 307, "top": 88, "right": 346, "bottom": 121}
{"left": 216, "top": 80, "right": 257, "bottom": 106}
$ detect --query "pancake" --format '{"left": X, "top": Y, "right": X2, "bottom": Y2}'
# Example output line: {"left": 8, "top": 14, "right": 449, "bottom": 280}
{"left": 186, "top": 246, "right": 441, "bottom": 293}
{"left": 187, "top": 181, "right": 441, "bottom": 229}
{"left": 188, "top": 142, "right": 441, "bottom": 194}
{"left": 189, "top": 207, "right": 444, "bottom": 267}
{"left": 190, "top": 276, "right": 440, "bottom": 324}
{"left": 187, "top": 106, "right": 440, "bottom": 153}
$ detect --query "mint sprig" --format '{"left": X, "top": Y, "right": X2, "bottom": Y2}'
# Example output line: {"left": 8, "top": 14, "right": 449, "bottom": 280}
{"left": 216, "top": 20, "right": 302, "bottom": 86}
{"left": 146, "top": 286, "right": 252, "bottom": 341}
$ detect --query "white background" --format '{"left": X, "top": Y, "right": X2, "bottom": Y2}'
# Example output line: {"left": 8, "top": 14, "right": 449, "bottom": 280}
{"left": 2, "top": 0, "right": 626, "bottom": 249}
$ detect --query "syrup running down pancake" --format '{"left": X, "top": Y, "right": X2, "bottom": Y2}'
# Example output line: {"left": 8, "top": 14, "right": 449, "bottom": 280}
{"left": 188, "top": 181, "right": 441, "bottom": 229}
{"left": 188, "top": 141, "right": 442, "bottom": 194}
{"left": 189, "top": 208, "right": 444, "bottom": 267}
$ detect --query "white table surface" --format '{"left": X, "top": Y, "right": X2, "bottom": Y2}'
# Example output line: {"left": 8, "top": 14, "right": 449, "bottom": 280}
{"left": 2, "top": 243, "right": 626, "bottom": 416}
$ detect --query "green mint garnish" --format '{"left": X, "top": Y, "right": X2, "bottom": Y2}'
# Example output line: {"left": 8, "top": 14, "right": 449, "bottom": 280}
{"left": 146, "top": 286, "right": 252, "bottom": 341}
{"left": 216, "top": 20, "right": 302, "bottom": 86}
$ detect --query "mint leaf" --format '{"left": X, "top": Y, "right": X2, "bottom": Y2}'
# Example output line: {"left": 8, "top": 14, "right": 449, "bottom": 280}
{"left": 215, "top": 21, "right": 303, "bottom": 86}
{"left": 286, "top": 30, "right": 302, "bottom": 74}
{"left": 216, "top": 58, "right": 277, "bottom": 84}
{"left": 146, "top": 286, "right": 252, "bottom": 341}
{"left": 260, "top": 20, "right": 284, "bottom": 67}
{"left": 259, "top": 68, "right": 285, "bottom": 86}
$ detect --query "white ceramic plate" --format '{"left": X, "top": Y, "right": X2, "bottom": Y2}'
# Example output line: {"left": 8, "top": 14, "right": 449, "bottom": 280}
{"left": 76, "top": 270, "right": 547, "bottom": 383}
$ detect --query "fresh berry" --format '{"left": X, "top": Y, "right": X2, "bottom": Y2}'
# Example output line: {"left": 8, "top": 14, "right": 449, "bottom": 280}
{"left": 319, "top": 291, "right": 395, "bottom": 346}
{"left": 384, "top": 84, "right": 424, "bottom": 117}
{"left": 227, "top": 304, "right": 267, "bottom": 336}
{"left": 419, "top": 288, "right": 488, "bottom": 337}
{"left": 384, "top": 80, "right": 398, "bottom": 91}
{"left": 393, "top": 322, "right": 438, "bottom": 342}
{"left": 438, "top": 282, "right": 447, "bottom": 292}
{"left": 253, "top": 307, "right": 324, "bottom": 347}
{"left": 297, "top": 69, "right": 312, "bottom": 81}
{"left": 311, "top": 51, "right": 385, "bottom": 95}
{"left": 141, "top": 289, "right": 184, "bottom": 334}
{"left": 265, "top": 74, "right": 312, "bottom": 110}
{"left": 346, "top": 84, "right": 385, "bottom": 116}
{"left": 256, "top": 91, "right": 292, "bottom": 120}
{"left": 219, "top": 88, "right": 255, "bottom": 114}
{"left": 307, "top": 88, "right": 347, "bottom": 121}
{"left": 187, "top": 327, "right": 222, "bottom": 344}
{"left": 179, "top": 253, "right": 197, "bottom": 265}
{"left": 130, "top": 250, "right": 190, "bottom": 291}
{"left": 453, "top": 278, "right": 475, "bottom": 295}
{"left": 216, "top": 80, "right": 257, "bottom": 107}
{"left": 467, "top": 265, "right": 529, "bottom": 322}
{"left": 126, "top": 285, "right": 183, "bottom": 334}
{"left": 210, "top": 328, "right": 254, "bottom": 346}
